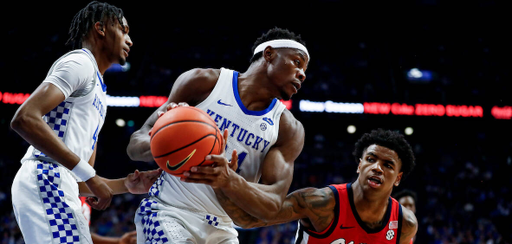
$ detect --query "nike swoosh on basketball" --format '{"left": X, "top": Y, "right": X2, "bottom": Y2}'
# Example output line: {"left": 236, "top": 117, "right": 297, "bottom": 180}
{"left": 217, "top": 99, "right": 232, "bottom": 107}
{"left": 339, "top": 224, "right": 354, "bottom": 230}
{"left": 166, "top": 149, "right": 196, "bottom": 171}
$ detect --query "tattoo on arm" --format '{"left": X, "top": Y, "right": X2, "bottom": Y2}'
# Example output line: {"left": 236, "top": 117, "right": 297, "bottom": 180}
{"left": 215, "top": 187, "right": 335, "bottom": 230}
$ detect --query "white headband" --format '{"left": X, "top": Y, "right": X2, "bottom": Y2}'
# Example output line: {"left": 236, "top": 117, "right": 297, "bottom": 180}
{"left": 253, "top": 39, "right": 310, "bottom": 61}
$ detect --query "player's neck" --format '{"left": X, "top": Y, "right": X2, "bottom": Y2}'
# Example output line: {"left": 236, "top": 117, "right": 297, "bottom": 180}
{"left": 81, "top": 42, "right": 111, "bottom": 75}
{"left": 238, "top": 66, "right": 277, "bottom": 111}
{"left": 351, "top": 181, "right": 390, "bottom": 213}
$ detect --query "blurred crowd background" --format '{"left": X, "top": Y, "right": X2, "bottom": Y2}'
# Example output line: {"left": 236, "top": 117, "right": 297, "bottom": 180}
{"left": 1, "top": 1, "right": 511, "bottom": 243}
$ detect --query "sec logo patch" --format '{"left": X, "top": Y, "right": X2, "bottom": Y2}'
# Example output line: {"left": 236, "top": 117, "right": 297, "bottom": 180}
{"left": 386, "top": 230, "right": 395, "bottom": 240}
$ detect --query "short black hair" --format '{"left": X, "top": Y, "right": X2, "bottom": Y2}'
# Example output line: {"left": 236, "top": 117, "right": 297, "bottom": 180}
{"left": 392, "top": 189, "right": 418, "bottom": 203}
{"left": 66, "top": 1, "right": 124, "bottom": 49}
{"left": 250, "top": 27, "right": 306, "bottom": 63}
{"left": 352, "top": 128, "right": 416, "bottom": 179}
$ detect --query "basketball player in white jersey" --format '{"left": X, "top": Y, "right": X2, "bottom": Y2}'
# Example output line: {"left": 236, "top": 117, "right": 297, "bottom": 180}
{"left": 127, "top": 27, "right": 309, "bottom": 243}
{"left": 11, "top": 2, "right": 160, "bottom": 244}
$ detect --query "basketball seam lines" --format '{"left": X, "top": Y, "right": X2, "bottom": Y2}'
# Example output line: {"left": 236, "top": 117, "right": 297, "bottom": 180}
{"left": 150, "top": 120, "right": 218, "bottom": 140}
{"left": 153, "top": 133, "right": 218, "bottom": 159}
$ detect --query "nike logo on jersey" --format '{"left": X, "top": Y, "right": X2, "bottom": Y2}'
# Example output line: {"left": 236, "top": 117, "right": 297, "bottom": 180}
{"left": 217, "top": 99, "right": 232, "bottom": 107}
{"left": 339, "top": 224, "right": 355, "bottom": 230}
{"left": 166, "top": 149, "right": 196, "bottom": 171}
{"left": 262, "top": 117, "right": 274, "bottom": 125}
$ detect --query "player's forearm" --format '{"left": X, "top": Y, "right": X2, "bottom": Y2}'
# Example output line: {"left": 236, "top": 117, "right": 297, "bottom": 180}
{"left": 126, "top": 130, "right": 153, "bottom": 162}
{"left": 220, "top": 175, "right": 284, "bottom": 222}
{"left": 216, "top": 186, "right": 302, "bottom": 228}
{"left": 79, "top": 177, "right": 128, "bottom": 196}
{"left": 214, "top": 188, "right": 268, "bottom": 228}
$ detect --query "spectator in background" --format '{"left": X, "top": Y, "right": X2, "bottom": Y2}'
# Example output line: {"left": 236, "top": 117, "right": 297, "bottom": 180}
{"left": 393, "top": 189, "right": 418, "bottom": 243}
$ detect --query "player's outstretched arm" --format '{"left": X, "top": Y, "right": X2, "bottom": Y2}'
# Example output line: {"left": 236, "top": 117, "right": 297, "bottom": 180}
{"left": 78, "top": 168, "right": 163, "bottom": 196}
{"left": 217, "top": 186, "right": 335, "bottom": 229}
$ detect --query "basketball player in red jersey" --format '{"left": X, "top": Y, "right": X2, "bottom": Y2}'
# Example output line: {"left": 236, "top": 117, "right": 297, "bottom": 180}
{"left": 211, "top": 129, "right": 417, "bottom": 244}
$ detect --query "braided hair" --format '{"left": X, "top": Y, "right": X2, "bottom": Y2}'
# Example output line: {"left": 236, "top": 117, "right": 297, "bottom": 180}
{"left": 66, "top": 1, "right": 124, "bottom": 49}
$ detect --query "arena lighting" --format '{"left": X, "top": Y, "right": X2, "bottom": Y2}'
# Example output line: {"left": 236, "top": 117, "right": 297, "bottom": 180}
{"left": 406, "top": 68, "right": 433, "bottom": 83}
{"left": 299, "top": 100, "right": 365, "bottom": 113}
{"left": 299, "top": 100, "right": 325, "bottom": 112}
{"left": 347, "top": 125, "right": 356, "bottom": 134}
{"left": 0, "top": 91, "right": 30, "bottom": 105}
{"left": 404, "top": 127, "right": 414, "bottom": 136}
{"left": 491, "top": 106, "right": 512, "bottom": 120}
{"left": 139, "top": 96, "right": 168, "bottom": 107}
{"left": 115, "top": 118, "right": 126, "bottom": 127}
{"left": 325, "top": 101, "right": 365, "bottom": 113}
{"left": 106, "top": 95, "right": 140, "bottom": 107}
{"left": 0, "top": 90, "right": 509, "bottom": 120}
{"left": 364, "top": 102, "right": 484, "bottom": 118}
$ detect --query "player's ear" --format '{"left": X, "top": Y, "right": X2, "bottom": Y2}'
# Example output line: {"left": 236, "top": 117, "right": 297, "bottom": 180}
{"left": 263, "top": 46, "right": 275, "bottom": 63}
{"left": 356, "top": 158, "right": 362, "bottom": 173}
{"left": 94, "top": 21, "right": 105, "bottom": 37}
{"left": 394, "top": 172, "right": 403, "bottom": 186}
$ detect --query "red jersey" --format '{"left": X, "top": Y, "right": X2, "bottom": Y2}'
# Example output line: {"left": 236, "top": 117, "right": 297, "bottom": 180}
{"left": 295, "top": 183, "right": 404, "bottom": 244}
{"left": 79, "top": 196, "right": 91, "bottom": 226}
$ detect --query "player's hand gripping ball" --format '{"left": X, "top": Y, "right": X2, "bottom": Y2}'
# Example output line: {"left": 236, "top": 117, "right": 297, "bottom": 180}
{"left": 149, "top": 106, "right": 223, "bottom": 176}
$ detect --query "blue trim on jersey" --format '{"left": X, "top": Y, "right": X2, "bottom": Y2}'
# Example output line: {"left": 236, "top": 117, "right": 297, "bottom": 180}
{"left": 96, "top": 72, "right": 107, "bottom": 92}
{"left": 232, "top": 71, "right": 277, "bottom": 116}
{"left": 82, "top": 49, "right": 107, "bottom": 92}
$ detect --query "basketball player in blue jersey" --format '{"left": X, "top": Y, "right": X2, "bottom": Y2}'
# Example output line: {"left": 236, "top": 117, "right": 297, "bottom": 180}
{"left": 127, "top": 27, "right": 309, "bottom": 243}
{"left": 10, "top": 2, "right": 161, "bottom": 243}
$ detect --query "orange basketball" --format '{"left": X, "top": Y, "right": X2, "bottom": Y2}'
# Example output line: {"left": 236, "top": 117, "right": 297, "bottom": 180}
{"left": 149, "top": 106, "right": 223, "bottom": 176}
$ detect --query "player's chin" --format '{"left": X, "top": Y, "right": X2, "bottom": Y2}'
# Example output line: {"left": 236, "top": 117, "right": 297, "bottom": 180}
{"left": 280, "top": 91, "right": 293, "bottom": 101}
{"left": 118, "top": 56, "right": 127, "bottom": 65}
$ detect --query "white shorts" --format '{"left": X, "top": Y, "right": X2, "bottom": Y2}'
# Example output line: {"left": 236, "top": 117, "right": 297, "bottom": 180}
{"left": 11, "top": 160, "right": 92, "bottom": 244}
{"left": 134, "top": 198, "right": 239, "bottom": 244}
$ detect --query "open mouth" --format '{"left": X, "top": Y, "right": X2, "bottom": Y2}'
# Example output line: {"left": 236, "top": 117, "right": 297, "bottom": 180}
{"left": 123, "top": 48, "right": 130, "bottom": 57}
{"left": 368, "top": 176, "right": 382, "bottom": 188}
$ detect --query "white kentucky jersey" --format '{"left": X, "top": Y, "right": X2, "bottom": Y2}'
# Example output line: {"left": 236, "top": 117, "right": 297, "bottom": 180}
{"left": 21, "top": 48, "right": 108, "bottom": 173}
{"left": 150, "top": 68, "right": 286, "bottom": 217}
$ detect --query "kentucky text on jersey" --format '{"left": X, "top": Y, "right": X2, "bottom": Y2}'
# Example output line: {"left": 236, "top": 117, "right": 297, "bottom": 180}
{"left": 206, "top": 108, "right": 271, "bottom": 152}
{"left": 92, "top": 93, "right": 106, "bottom": 119}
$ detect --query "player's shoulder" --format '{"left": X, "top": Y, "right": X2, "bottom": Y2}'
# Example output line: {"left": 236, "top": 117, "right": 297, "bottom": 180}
{"left": 170, "top": 68, "right": 222, "bottom": 105}
{"left": 174, "top": 68, "right": 221, "bottom": 93}
{"left": 180, "top": 68, "right": 221, "bottom": 83}
{"left": 55, "top": 50, "right": 95, "bottom": 73}
{"left": 278, "top": 109, "right": 304, "bottom": 140}
{"left": 293, "top": 186, "right": 336, "bottom": 222}
{"left": 400, "top": 206, "right": 418, "bottom": 240}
